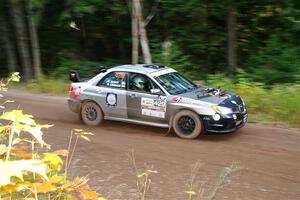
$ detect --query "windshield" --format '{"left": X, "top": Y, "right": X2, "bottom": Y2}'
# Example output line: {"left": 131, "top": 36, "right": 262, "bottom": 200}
{"left": 155, "top": 72, "right": 197, "bottom": 95}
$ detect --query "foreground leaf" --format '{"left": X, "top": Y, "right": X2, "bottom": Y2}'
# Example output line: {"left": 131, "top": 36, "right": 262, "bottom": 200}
{"left": 80, "top": 190, "right": 99, "bottom": 200}
{"left": 0, "top": 159, "right": 48, "bottom": 186}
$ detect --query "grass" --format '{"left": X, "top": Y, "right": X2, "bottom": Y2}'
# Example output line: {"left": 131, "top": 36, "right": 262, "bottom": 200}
{"left": 12, "top": 76, "right": 300, "bottom": 128}
{"left": 12, "top": 77, "right": 69, "bottom": 95}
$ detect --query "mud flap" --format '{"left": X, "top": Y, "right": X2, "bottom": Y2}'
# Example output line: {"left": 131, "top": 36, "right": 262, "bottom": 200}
{"left": 164, "top": 116, "right": 173, "bottom": 136}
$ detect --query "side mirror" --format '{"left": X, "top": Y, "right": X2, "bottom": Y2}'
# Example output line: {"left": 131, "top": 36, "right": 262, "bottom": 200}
{"left": 150, "top": 89, "right": 162, "bottom": 95}
{"left": 69, "top": 70, "right": 80, "bottom": 82}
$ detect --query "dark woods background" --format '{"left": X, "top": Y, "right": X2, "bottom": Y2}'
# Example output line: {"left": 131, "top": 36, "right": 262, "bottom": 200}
{"left": 0, "top": 0, "right": 299, "bottom": 84}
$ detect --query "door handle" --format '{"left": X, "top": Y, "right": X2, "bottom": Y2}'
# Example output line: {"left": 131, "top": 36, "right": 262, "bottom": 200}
{"left": 129, "top": 93, "right": 137, "bottom": 98}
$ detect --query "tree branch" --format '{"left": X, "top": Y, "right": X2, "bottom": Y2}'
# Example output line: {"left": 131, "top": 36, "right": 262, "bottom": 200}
{"left": 144, "top": 0, "right": 160, "bottom": 27}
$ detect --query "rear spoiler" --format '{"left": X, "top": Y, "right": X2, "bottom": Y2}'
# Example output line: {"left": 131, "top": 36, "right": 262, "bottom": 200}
{"left": 69, "top": 66, "right": 109, "bottom": 82}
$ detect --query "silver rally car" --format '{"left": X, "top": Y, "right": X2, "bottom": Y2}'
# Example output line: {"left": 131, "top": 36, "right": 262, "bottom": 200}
{"left": 68, "top": 64, "right": 247, "bottom": 139}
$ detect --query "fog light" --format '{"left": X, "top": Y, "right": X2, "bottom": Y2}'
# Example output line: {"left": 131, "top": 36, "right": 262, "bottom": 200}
{"left": 213, "top": 114, "right": 221, "bottom": 121}
{"left": 232, "top": 114, "right": 237, "bottom": 120}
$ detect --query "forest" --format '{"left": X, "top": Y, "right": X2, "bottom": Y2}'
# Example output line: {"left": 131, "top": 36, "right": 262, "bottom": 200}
{"left": 0, "top": 0, "right": 299, "bottom": 84}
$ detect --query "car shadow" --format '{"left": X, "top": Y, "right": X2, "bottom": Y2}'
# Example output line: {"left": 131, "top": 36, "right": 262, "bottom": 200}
{"left": 96, "top": 119, "right": 243, "bottom": 141}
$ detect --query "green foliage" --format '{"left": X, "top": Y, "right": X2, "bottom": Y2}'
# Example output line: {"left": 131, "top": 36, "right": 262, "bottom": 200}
{"left": 1, "top": 0, "right": 300, "bottom": 85}
{"left": 247, "top": 34, "right": 300, "bottom": 84}
{"left": 14, "top": 77, "right": 69, "bottom": 95}
{"left": 152, "top": 40, "right": 194, "bottom": 77}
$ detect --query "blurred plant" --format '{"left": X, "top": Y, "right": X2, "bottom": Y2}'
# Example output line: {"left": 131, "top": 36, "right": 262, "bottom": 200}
{"left": 0, "top": 73, "right": 104, "bottom": 200}
{"left": 128, "top": 150, "right": 158, "bottom": 200}
{"left": 184, "top": 162, "right": 204, "bottom": 200}
{"left": 184, "top": 161, "right": 241, "bottom": 200}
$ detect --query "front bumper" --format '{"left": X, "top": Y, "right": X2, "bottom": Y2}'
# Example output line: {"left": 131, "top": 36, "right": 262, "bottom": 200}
{"left": 67, "top": 98, "right": 80, "bottom": 113}
{"left": 202, "top": 112, "right": 247, "bottom": 133}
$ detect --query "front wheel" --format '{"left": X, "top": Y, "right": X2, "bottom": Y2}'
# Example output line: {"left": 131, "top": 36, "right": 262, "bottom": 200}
{"left": 172, "top": 110, "right": 203, "bottom": 139}
{"left": 81, "top": 101, "right": 104, "bottom": 126}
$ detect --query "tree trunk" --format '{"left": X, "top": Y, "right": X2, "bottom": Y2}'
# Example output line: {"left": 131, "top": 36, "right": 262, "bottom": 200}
{"left": 133, "top": 0, "right": 152, "bottom": 64}
{"left": 27, "top": 0, "right": 42, "bottom": 78}
{"left": 9, "top": 0, "right": 32, "bottom": 81}
{"left": 0, "top": 13, "right": 18, "bottom": 73}
{"left": 131, "top": 0, "right": 139, "bottom": 64}
{"left": 227, "top": 5, "right": 237, "bottom": 73}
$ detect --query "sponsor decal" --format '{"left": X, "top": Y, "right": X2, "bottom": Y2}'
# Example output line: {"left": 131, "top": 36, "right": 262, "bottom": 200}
{"left": 106, "top": 93, "right": 117, "bottom": 106}
{"left": 171, "top": 96, "right": 182, "bottom": 103}
{"left": 106, "top": 80, "right": 126, "bottom": 88}
{"left": 141, "top": 97, "right": 166, "bottom": 118}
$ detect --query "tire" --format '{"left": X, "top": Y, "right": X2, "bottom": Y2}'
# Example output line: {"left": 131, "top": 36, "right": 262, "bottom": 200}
{"left": 172, "top": 110, "right": 203, "bottom": 139}
{"left": 81, "top": 101, "right": 104, "bottom": 126}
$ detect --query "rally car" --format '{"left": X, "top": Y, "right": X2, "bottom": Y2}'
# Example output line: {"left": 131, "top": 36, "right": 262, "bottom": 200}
{"left": 68, "top": 64, "right": 247, "bottom": 139}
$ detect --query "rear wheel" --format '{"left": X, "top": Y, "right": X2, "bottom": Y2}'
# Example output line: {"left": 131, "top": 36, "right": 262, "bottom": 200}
{"left": 172, "top": 110, "right": 203, "bottom": 139}
{"left": 81, "top": 101, "right": 103, "bottom": 126}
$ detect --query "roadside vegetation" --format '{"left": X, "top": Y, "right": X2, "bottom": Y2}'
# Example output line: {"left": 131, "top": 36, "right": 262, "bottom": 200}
{"left": 0, "top": 74, "right": 104, "bottom": 200}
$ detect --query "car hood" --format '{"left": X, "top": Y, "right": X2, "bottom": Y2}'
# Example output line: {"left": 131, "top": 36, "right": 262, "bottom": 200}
{"left": 179, "top": 87, "right": 231, "bottom": 104}
{"left": 178, "top": 87, "right": 246, "bottom": 112}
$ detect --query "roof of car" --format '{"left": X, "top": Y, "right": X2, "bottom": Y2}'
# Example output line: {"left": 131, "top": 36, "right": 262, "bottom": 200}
{"left": 110, "top": 64, "right": 169, "bottom": 74}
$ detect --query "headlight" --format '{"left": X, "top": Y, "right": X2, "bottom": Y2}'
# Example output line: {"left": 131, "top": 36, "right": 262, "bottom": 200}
{"left": 217, "top": 106, "right": 233, "bottom": 114}
{"left": 211, "top": 105, "right": 233, "bottom": 115}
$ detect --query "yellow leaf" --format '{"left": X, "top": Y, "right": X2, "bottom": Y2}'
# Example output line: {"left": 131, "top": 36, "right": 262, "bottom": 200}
{"left": 80, "top": 190, "right": 98, "bottom": 200}
{"left": 137, "top": 172, "right": 146, "bottom": 178}
{"left": 184, "top": 190, "right": 197, "bottom": 196}
{"left": 0, "top": 159, "right": 48, "bottom": 186}
{"left": 43, "top": 153, "right": 63, "bottom": 170}
{"left": 73, "top": 129, "right": 84, "bottom": 132}
{"left": 147, "top": 170, "right": 158, "bottom": 174}
{"left": 0, "top": 144, "right": 7, "bottom": 155}
{"left": 69, "top": 21, "right": 80, "bottom": 30}
{"left": 35, "top": 182, "right": 56, "bottom": 193}
{"left": 49, "top": 175, "right": 65, "bottom": 184}
{"left": 10, "top": 72, "right": 20, "bottom": 82}
{"left": 62, "top": 176, "right": 90, "bottom": 191}
{"left": 79, "top": 135, "right": 91, "bottom": 142}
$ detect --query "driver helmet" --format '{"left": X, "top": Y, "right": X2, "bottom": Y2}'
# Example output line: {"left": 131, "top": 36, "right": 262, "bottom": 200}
{"left": 132, "top": 75, "right": 146, "bottom": 90}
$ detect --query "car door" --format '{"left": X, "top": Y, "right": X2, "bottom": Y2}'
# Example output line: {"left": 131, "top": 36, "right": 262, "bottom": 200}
{"left": 126, "top": 72, "right": 167, "bottom": 124}
{"left": 93, "top": 71, "right": 128, "bottom": 118}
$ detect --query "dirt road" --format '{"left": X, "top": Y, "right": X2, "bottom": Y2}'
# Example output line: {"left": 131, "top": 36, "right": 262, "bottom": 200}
{"left": 3, "top": 90, "right": 300, "bottom": 200}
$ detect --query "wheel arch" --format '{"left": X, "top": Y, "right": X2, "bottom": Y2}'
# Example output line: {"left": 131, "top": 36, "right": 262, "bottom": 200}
{"left": 168, "top": 107, "right": 202, "bottom": 129}
{"left": 79, "top": 99, "right": 104, "bottom": 118}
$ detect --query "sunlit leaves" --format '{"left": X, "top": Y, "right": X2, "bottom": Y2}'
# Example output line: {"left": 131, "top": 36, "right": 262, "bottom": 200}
{"left": 9, "top": 72, "right": 21, "bottom": 82}
{"left": 80, "top": 190, "right": 99, "bottom": 200}
{"left": 184, "top": 190, "right": 197, "bottom": 198}
{"left": 42, "top": 153, "right": 63, "bottom": 170}
{"left": 0, "top": 110, "right": 52, "bottom": 148}
{"left": 0, "top": 159, "right": 48, "bottom": 186}
{"left": 0, "top": 144, "right": 7, "bottom": 155}
{"left": 0, "top": 72, "right": 20, "bottom": 92}
{"left": 34, "top": 181, "right": 56, "bottom": 193}
{"left": 0, "top": 74, "right": 102, "bottom": 199}
{"left": 62, "top": 176, "right": 99, "bottom": 200}
{"left": 73, "top": 129, "right": 94, "bottom": 142}
{"left": 62, "top": 176, "right": 90, "bottom": 191}
{"left": 49, "top": 175, "right": 65, "bottom": 184}
{"left": 69, "top": 21, "right": 80, "bottom": 30}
